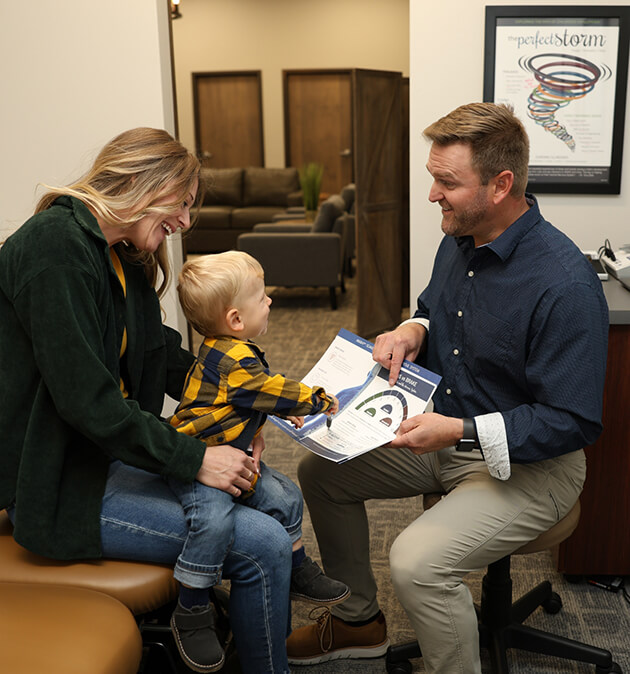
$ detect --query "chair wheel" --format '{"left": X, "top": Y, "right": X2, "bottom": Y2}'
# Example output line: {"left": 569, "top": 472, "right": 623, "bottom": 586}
{"left": 542, "top": 591, "right": 562, "bottom": 614}
{"left": 563, "top": 573, "right": 584, "bottom": 584}
{"left": 596, "top": 663, "right": 622, "bottom": 674}
{"left": 386, "top": 662, "right": 413, "bottom": 674}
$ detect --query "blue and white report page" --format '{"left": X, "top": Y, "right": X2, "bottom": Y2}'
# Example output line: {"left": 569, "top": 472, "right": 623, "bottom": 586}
{"left": 271, "top": 329, "right": 441, "bottom": 462}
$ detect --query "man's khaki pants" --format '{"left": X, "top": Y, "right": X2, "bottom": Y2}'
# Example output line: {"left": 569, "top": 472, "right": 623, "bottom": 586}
{"left": 297, "top": 446, "right": 586, "bottom": 674}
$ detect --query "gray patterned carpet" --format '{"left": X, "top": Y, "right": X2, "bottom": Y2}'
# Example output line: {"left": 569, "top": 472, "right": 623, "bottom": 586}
{"left": 191, "top": 274, "right": 630, "bottom": 673}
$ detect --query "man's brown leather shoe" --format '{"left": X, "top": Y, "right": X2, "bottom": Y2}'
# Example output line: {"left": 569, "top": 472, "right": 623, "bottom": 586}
{"left": 287, "top": 608, "right": 390, "bottom": 664}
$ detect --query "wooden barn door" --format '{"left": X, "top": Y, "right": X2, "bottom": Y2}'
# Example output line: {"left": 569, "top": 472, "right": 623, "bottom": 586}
{"left": 283, "top": 70, "right": 353, "bottom": 194}
{"left": 353, "top": 69, "right": 403, "bottom": 337}
{"left": 193, "top": 71, "right": 264, "bottom": 167}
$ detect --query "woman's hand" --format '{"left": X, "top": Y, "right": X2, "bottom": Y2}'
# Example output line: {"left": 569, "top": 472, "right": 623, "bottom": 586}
{"left": 196, "top": 445, "right": 258, "bottom": 497}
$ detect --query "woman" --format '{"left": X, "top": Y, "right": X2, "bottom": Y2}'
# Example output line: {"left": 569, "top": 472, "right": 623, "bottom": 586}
{"left": 0, "top": 128, "right": 293, "bottom": 673}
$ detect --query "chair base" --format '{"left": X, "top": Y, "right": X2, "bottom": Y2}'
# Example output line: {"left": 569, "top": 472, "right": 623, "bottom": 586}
{"left": 385, "top": 556, "right": 622, "bottom": 674}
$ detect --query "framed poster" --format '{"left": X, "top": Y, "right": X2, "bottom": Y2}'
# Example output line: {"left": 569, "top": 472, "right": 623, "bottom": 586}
{"left": 484, "top": 6, "right": 630, "bottom": 194}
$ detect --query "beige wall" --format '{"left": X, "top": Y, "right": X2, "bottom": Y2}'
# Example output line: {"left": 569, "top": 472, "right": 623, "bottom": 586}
{"left": 1, "top": 0, "right": 174, "bottom": 236}
{"left": 0, "top": 0, "right": 187, "bottom": 342}
{"left": 4, "top": 1, "right": 626, "bottom": 325}
{"left": 171, "top": 0, "right": 410, "bottom": 166}
{"left": 410, "top": 0, "right": 630, "bottom": 300}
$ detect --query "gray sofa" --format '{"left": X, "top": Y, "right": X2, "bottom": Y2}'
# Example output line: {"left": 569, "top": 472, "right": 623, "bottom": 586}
{"left": 185, "top": 167, "right": 302, "bottom": 253}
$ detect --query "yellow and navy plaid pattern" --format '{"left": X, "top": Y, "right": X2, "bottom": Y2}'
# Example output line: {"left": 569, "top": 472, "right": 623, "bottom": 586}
{"left": 169, "top": 336, "right": 332, "bottom": 450}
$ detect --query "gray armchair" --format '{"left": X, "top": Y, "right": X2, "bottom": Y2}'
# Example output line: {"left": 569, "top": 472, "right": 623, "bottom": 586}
{"left": 337, "top": 183, "right": 356, "bottom": 277}
{"left": 264, "top": 183, "right": 355, "bottom": 276}
{"left": 236, "top": 192, "right": 352, "bottom": 309}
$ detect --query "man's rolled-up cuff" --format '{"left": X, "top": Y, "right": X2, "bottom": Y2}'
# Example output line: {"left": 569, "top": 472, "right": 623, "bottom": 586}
{"left": 475, "top": 412, "right": 511, "bottom": 481}
{"left": 400, "top": 317, "right": 430, "bottom": 333}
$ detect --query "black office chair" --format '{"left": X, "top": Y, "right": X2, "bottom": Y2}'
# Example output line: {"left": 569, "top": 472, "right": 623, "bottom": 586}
{"left": 386, "top": 496, "right": 622, "bottom": 674}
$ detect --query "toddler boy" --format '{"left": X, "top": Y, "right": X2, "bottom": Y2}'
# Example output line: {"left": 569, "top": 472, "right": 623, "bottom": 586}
{"left": 167, "top": 251, "right": 348, "bottom": 672}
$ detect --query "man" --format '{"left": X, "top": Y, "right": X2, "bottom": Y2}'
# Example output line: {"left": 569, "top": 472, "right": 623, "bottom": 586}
{"left": 286, "top": 102, "right": 608, "bottom": 674}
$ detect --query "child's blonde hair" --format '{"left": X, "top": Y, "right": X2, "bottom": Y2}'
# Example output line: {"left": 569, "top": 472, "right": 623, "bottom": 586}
{"left": 178, "top": 251, "right": 264, "bottom": 336}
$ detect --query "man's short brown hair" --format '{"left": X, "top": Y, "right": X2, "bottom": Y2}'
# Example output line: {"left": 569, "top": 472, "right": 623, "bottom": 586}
{"left": 423, "top": 102, "right": 530, "bottom": 197}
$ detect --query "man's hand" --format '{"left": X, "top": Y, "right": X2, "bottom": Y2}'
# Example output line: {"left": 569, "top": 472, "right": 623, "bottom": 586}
{"left": 196, "top": 445, "right": 258, "bottom": 497}
{"left": 389, "top": 413, "right": 464, "bottom": 455}
{"left": 373, "top": 323, "right": 427, "bottom": 386}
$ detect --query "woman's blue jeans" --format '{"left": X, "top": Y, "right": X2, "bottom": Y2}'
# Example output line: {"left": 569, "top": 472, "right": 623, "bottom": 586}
{"left": 100, "top": 460, "right": 292, "bottom": 674}
{"left": 167, "top": 461, "right": 303, "bottom": 588}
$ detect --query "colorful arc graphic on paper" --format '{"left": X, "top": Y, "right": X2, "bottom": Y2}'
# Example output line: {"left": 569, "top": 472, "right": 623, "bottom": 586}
{"left": 355, "top": 390, "right": 408, "bottom": 429}
{"left": 519, "top": 53, "right": 611, "bottom": 152}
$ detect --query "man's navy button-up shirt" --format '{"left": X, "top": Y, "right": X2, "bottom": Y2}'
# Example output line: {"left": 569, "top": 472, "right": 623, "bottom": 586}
{"left": 414, "top": 196, "right": 608, "bottom": 463}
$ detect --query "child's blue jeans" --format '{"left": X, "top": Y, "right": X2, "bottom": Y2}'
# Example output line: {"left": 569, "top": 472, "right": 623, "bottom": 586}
{"left": 167, "top": 461, "right": 303, "bottom": 588}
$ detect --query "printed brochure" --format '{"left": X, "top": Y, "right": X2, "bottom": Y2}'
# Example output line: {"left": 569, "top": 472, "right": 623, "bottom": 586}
{"left": 270, "top": 328, "right": 441, "bottom": 462}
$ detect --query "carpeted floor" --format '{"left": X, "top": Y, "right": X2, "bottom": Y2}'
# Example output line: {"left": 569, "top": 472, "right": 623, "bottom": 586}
{"left": 191, "top": 272, "right": 630, "bottom": 673}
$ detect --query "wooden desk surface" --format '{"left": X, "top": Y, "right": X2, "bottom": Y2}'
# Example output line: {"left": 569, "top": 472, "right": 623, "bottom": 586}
{"left": 602, "top": 277, "right": 630, "bottom": 324}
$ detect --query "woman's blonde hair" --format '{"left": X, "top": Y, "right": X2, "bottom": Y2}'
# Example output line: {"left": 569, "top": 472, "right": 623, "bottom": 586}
{"left": 35, "top": 127, "right": 201, "bottom": 297}
{"left": 178, "top": 251, "right": 264, "bottom": 337}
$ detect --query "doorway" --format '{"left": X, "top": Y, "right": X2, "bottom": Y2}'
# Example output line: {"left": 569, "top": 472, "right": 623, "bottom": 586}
{"left": 170, "top": 1, "right": 410, "bottom": 335}
{"left": 283, "top": 70, "right": 353, "bottom": 195}
{"left": 193, "top": 71, "right": 264, "bottom": 167}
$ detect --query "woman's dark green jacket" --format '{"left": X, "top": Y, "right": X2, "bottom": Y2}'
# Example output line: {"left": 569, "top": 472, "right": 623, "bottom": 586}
{"left": 0, "top": 197, "right": 205, "bottom": 559}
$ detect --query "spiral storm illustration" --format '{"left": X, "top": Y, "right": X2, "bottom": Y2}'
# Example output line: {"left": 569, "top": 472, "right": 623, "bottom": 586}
{"left": 519, "top": 53, "right": 611, "bottom": 151}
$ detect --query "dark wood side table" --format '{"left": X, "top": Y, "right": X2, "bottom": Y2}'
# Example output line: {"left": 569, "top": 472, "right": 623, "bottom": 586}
{"left": 556, "top": 279, "right": 630, "bottom": 575}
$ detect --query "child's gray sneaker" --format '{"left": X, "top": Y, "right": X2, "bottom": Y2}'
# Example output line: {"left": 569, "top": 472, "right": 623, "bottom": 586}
{"left": 170, "top": 601, "right": 225, "bottom": 673}
{"left": 290, "top": 556, "right": 351, "bottom": 605}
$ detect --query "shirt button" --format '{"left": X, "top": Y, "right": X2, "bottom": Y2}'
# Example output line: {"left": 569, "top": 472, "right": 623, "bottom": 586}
{"left": 457, "top": 310, "right": 463, "bottom": 317}
{"left": 453, "top": 348, "right": 460, "bottom": 356}
{"left": 468, "top": 270, "right": 475, "bottom": 278}
{"left": 445, "top": 388, "right": 452, "bottom": 395}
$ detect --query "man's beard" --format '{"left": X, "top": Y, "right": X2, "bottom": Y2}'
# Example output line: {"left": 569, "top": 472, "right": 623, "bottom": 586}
{"left": 441, "top": 188, "right": 489, "bottom": 238}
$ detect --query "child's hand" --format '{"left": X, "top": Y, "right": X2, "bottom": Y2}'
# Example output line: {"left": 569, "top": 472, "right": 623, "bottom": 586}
{"left": 250, "top": 433, "right": 265, "bottom": 474}
{"left": 325, "top": 394, "right": 339, "bottom": 416}
{"left": 286, "top": 415, "right": 305, "bottom": 429}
